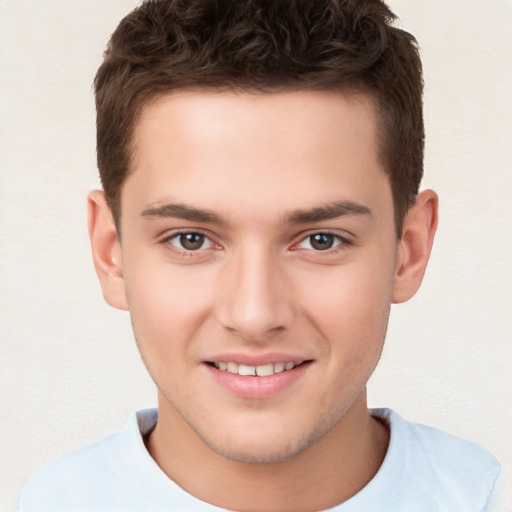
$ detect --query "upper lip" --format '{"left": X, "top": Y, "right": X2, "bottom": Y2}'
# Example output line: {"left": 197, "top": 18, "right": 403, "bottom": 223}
{"left": 203, "top": 353, "right": 311, "bottom": 366}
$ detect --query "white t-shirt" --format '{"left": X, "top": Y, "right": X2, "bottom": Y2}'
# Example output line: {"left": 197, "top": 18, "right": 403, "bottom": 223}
{"left": 19, "top": 408, "right": 510, "bottom": 511}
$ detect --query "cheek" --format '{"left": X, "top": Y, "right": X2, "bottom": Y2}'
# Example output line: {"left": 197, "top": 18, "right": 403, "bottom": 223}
{"left": 123, "top": 257, "right": 216, "bottom": 352}
{"left": 297, "top": 256, "right": 395, "bottom": 354}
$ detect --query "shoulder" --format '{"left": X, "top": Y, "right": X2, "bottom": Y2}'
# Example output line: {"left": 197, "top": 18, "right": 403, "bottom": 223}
{"left": 19, "top": 430, "right": 124, "bottom": 511}
{"left": 398, "top": 412, "right": 498, "bottom": 469}
{"left": 371, "top": 408, "right": 503, "bottom": 511}
{"left": 486, "top": 461, "right": 512, "bottom": 512}
{"left": 18, "top": 410, "right": 158, "bottom": 512}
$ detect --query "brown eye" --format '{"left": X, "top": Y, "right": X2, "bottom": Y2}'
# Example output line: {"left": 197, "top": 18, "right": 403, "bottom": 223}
{"left": 180, "top": 233, "right": 205, "bottom": 250}
{"left": 296, "top": 232, "right": 345, "bottom": 252}
{"left": 169, "top": 232, "right": 212, "bottom": 251}
{"left": 309, "top": 233, "right": 335, "bottom": 250}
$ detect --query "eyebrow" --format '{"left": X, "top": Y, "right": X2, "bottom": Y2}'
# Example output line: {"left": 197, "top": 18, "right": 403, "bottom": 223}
{"left": 141, "top": 199, "right": 371, "bottom": 225}
{"left": 141, "top": 202, "right": 225, "bottom": 224}
{"left": 286, "top": 201, "right": 372, "bottom": 224}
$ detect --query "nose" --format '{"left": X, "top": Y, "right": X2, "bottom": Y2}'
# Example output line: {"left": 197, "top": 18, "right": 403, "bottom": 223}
{"left": 215, "top": 243, "right": 296, "bottom": 342}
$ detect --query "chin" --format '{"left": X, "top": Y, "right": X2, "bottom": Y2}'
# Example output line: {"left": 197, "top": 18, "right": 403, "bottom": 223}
{"left": 199, "top": 419, "right": 330, "bottom": 465}
{"left": 208, "top": 437, "right": 303, "bottom": 464}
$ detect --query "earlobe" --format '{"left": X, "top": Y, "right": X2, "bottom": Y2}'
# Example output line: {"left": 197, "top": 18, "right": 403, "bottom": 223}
{"left": 87, "top": 190, "right": 128, "bottom": 311}
{"left": 392, "top": 190, "right": 438, "bottom": 304}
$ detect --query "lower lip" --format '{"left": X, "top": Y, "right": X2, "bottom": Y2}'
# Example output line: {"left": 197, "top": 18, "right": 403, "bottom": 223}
{"left": 204, "top": 362, "right": 311, "bottom": 399}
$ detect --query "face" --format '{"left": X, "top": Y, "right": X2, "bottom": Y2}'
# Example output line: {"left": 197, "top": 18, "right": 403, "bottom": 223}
{"left": 118, "top": 91, "right": 400, "bottom": 463}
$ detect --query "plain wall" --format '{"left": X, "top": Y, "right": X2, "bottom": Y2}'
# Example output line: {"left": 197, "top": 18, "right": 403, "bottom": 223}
{"left": 1, "top": 1, "right": 511, "bottom": 510}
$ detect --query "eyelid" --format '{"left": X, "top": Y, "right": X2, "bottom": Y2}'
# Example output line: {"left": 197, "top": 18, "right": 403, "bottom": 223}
{"left": 291, "top": 230, "right": 352, "bottom": 251}
{"left": 170, "top": 233, "right": 213, "bottom": 250}
{"left": 157, "top": 228, "right": 352, "bottom": 255}
{"left": 159, "top": 229, "right": 221, "bottom": 253}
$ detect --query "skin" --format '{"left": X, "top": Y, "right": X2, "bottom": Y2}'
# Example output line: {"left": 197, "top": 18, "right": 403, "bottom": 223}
{"left": 88, "top": 90, "right": 438, "bottom": 511}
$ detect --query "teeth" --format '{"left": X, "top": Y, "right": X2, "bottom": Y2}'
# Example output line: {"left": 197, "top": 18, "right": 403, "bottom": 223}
{"left": 238, "top": 364, "right": 256, "bottom": 376}
{"left": 227, "top": 362, "right": 238, "bottom": 374}
{"left": 256, "top": 364, "right": 274, "bottom": 377}
{"left": 213, "top": 361, "right": 298, "bottom": 376}
{"left": 274, "top": 362, "right": 285, "bottom": 373}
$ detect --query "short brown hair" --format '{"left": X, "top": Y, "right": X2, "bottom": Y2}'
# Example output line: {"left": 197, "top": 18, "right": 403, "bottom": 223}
{"left": 95, "top": 0, "right": 424, "bottom": 235}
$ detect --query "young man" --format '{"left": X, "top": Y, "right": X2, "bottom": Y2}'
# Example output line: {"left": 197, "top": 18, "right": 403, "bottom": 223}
{"left": 19, "top": 0, "right": 509, "bottom": 510}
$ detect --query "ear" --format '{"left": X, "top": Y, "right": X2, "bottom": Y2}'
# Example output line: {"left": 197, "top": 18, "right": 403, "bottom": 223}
{"left": 87, "top": 190, "right": 128, "bottom": 310}
{"left": 392, "top": 189, "right": 438, "bottom": 304}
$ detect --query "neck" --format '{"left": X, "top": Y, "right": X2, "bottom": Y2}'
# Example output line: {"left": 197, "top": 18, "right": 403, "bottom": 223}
{"left": 146, "top": 391, "right": 389, "bottom": 511}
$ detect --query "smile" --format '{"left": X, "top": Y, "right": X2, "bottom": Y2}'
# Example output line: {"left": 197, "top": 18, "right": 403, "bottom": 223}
{"left": 211, "top": 361, "right": 298, "bottom": 376}
{"left": 205, "top": 359, "right": 312, "bottom": 399}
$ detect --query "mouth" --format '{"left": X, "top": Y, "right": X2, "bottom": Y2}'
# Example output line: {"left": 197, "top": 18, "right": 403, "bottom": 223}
{"left": 204, "top": 359, "right": 312, "bottom": 399}
{"left": 206, "top": 361, "right": 308, "bottom": 377}
{"left": 203, "top": 355, "right": 314, "bottom": 398}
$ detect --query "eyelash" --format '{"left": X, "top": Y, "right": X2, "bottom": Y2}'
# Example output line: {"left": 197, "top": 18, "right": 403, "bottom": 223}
{"left": 161, "top": 231, "right": 216, "bottom": 255}
{"left": 294, "top": 231, "right": 351, "bottom": 253}
{"left": 159, "top": 230, "right": 351, "bottom": 256}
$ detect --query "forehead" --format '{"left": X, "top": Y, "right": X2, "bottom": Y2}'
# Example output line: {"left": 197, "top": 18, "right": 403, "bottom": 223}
{"left": 134, "top": 89, "right": 378, "bottom": 162}
{"left": 123, "top": 90, "right": 391, "bottom": 225}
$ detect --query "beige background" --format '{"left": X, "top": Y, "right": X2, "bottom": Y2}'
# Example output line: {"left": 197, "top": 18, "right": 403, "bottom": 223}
{"left": 1, "top": 1, "right": 511, "bottom": 510}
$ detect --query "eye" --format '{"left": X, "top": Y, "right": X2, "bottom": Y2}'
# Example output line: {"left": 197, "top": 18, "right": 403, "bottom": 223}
{"left": 297, "top": 232, "right": 344, "bottom": 251}
{"left": 168, "top": 232, "right": 213, "bottom": 251}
